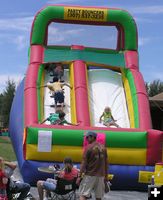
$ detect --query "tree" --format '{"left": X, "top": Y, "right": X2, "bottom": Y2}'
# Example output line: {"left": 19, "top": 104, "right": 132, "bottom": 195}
{"left": 146, "top": 79, "right": 163, "bottom": 97}
{"left": 0, "top": 93, "right": 4, "bottom": 129}
{"left": 1, "top": 79, "right": 16, "bottom": 128}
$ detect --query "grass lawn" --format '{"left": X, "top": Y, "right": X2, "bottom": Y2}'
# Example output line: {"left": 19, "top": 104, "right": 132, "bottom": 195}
{"left": 0, "top": 136, "right": 16, "bottom": 161}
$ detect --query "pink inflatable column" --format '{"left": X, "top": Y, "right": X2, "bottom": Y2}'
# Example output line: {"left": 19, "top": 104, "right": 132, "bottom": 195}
{"left": 24, "top": 45, "right": 44, "bottom": 126}
{"left": 72, "top": 45, "right": 90, "bottom": 126}
{"left": 125, "top": 51, "right": 152, "bottom": 129}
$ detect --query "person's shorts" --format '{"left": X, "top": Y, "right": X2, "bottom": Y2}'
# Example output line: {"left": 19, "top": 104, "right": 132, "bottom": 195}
{"left": 10, "top": 181, "right": 30, "bottom": 193}
{"left": 104, "top": 118, "right": 113, "bottom": 124}
{"left": 78, "top": 175, "right": 105, "bottom": 199}
{"left": 54, "top": 91, "right": 64, "bottom": 104}
{"left": 43, "top": 179, "right": 57, "bottom": 191}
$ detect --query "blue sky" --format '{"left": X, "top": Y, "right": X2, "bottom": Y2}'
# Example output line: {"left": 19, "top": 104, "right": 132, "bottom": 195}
{"left": 0, "top": 0, "right": 163, "bottom": 93}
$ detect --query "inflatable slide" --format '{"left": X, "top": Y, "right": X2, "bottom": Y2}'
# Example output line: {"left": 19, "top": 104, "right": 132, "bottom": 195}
{"left": 9, "top": 5, "right": 163, "bottom": 190}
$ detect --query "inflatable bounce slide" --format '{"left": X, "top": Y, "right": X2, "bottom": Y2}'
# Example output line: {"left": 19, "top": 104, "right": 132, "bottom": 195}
{"left": 9, "top": 5, "right": 163, "bottom": 190}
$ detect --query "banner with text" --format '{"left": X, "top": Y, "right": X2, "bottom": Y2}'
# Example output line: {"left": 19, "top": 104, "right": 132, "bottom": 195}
{"left": 64, "top": 7, "right": 107, "bottom": 22}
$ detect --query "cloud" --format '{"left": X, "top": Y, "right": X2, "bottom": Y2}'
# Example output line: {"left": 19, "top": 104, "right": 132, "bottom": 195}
{"left": 141, "top": 63, "right": 163, "bottom": 82}
{"left": 138, "top": 37, "right": 150, "bottom": 46}
{"left": 0, "top": 74, "right": 24, "bottom": 94}
{"left": 47, "top": 0, "right": 77, "bottom": 4}
{"left": 0, "top": 32, "right": 29, "bottom": 51}
{"left": 0, "top": 17, "right": 32, "bottom": 50}
{"left": 0, "top": 17, "right": 33, "bottom": 32}
{"left": 143, "top": 67, "right": 163, "bottom": 82}
{"left": 48, "top": 26, "right": 84, "bottom": 44}
{"left": 134, "top": 16, "right": 154, "bottom": 23}
{"left": 13, "top": 35, "right": 27, "bottom": 50}
{"left": 0, "top": 12, "right": 33, "bottom": 18}
{"left": 101, "top": 4, "right": 163, "bottom": 15}
{"left": 131, "top": 5, "right": 163, "bottom": 14}
{"left": 152, "top": 71, "right": 163, "bottom": 81}
{"left": 139, "top": 36, "right": 162, "bottom": 47}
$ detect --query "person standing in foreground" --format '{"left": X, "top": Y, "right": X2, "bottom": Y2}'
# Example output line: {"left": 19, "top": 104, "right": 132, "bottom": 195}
{"left": 78, "top": 131, "right": 108, "bottom": 200}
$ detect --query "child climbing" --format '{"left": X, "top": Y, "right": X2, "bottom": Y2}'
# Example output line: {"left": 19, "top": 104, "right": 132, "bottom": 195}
{"left": 52, "top": 62, "right": 64, "bottom": 82}
{"left": 41, "top": 107, "right": 61, "bottom": 125}
{"left": 43, "top": 77, "right": 72, "bottom": 111}
{"left": 46, "top": 62, "right": 64, "bottom": 82}
{"left": 55, "top": 111, "right": 79, "bottom": 126}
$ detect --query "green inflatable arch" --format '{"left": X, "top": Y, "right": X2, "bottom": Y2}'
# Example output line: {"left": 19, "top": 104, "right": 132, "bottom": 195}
{"left": 31, "top": 5, "right": 137, "bottom": 50}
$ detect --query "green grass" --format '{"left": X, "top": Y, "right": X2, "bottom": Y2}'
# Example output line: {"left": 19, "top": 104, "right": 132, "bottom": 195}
{"left": 0, "top": 136, "right": 16, "bottom": 161}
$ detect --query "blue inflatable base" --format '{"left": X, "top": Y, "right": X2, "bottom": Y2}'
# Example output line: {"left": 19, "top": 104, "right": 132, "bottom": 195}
{"left": 20, "top": 160, "right": 154, "bottom": 191}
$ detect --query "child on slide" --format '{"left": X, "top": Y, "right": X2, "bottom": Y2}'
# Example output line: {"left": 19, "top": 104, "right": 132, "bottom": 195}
{"left": 99, "top": 106, "right": 120, "bottom": 128}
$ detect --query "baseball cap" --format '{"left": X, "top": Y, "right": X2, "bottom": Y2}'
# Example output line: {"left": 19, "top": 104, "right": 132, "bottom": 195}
{"left": 86, "top": 131, "right": 97, "bottom": 138}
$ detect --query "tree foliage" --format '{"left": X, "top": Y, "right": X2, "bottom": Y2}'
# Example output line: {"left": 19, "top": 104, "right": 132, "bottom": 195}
{"left": 146, "top": 79, "right": 163, "bottom": 97}
{"left": 0, "top": 79, "right": 16, "bottom": 128}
